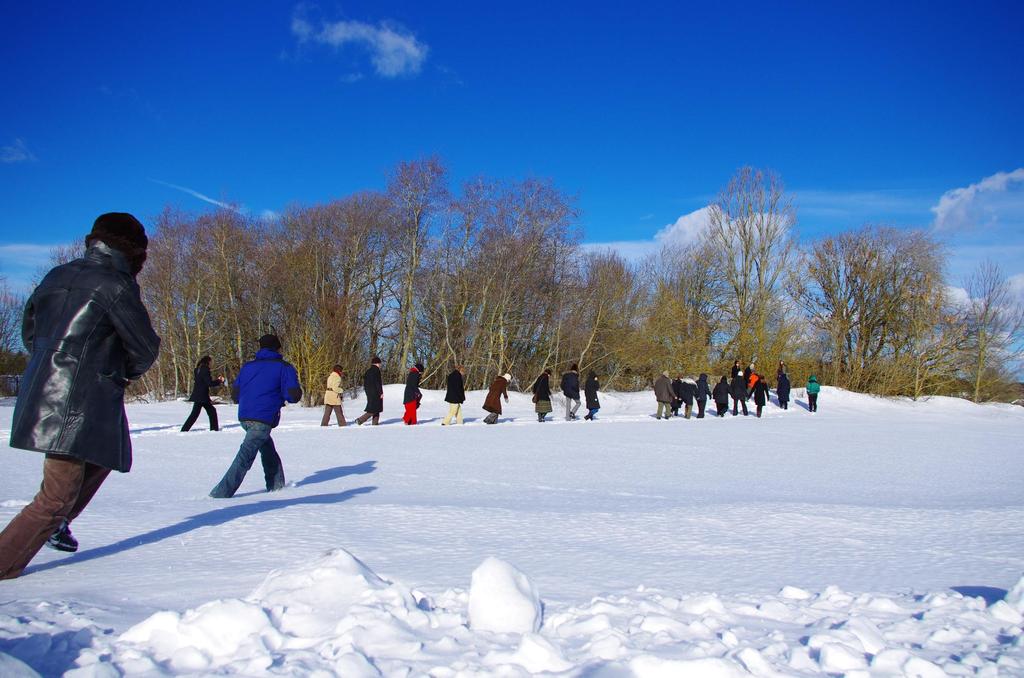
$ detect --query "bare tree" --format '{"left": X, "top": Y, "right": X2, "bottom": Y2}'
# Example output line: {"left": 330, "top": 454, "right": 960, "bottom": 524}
{"left": 962, "top": 261, "right": 1024, "bottom": 402}
{"left": 388, "top": 157, "right": 449, "bottom": 378}
{"left": 703, "top": 167, "right": 796, "bottom": 370}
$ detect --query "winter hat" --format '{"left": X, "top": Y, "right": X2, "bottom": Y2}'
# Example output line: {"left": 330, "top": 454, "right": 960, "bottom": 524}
{"left": 86, "top": 212, "right": 149, "bottom": 275}
{"left": 258, "top": 334, "right": 282, "bottom": 351}
{"left": 414, "top": 362, "right": 425, "bottom": 372}
{"left": 502, "top": 373, "right": 512, "bottom": 383}
{"left": 662, "top": 371, "right": 669, "bottom": 377}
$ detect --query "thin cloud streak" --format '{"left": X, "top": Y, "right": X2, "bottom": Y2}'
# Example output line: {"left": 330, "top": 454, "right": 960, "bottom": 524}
{"left": 1, "top": 138, "right": 37, "bottom": 164}
{"left": 149, "top": 178, "right": 243, "bottom": 213}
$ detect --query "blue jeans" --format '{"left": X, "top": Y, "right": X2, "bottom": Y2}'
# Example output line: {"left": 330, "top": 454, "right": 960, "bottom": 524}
{"left": 209, "top": 421, "right": 285, "bottom": 498}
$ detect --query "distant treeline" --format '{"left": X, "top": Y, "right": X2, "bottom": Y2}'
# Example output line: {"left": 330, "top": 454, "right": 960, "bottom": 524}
{"left": 2, "top": 159, "right": 1021, "bottom": 404}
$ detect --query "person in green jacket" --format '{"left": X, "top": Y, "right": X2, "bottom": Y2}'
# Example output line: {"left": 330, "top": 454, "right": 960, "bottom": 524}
{"left": 806, "top": 375, "right": 820, "bottom": 412}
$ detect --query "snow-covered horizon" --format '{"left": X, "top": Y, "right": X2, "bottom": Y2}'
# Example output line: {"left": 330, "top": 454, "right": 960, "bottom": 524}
{"left": 1, "top": 386, "right": 1022, "bottom": 675}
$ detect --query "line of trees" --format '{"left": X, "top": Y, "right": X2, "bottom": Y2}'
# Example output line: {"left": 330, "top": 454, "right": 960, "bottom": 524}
{"left": 4, "top": 160, "right": 1022, "bottom": 404}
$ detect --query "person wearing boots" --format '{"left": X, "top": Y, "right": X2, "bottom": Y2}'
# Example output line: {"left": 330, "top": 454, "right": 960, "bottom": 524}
{"left": 560, "top": 364, "right": 581, "bottom": 421}
{"left": 730, "top": 370, "right": 749, "bottom": 416}
{"left": 355, "top": 356, "right": 384, "bottom": 425}
{"left": 533, "top": 369, "right": 553, "bottom": 422}
{"left": 680, "top": 376, "right": 697, "bottom": 419}
{"left": 584, "top": 371, "right": 600, "bottom": 420}
{"left": 402, "top": 363, "right": 424, "bottom": 425}
{"left": 181, "top": 355, "right": 224, "bottom": 431}
{"left": 320, "top": 364, "right": 346, "bottom": 426}
{"left": 670, "top": 375, "right": 684, "bottom": 417}
{"left": 712, "top": 376, "right": 730, "bottom": 417}
{"left": 806, "top": 375, "right": 821, "bottom": 412}
{"left": 654, "top": 371, "right": 673, "bottom": 419}
{"left": 482, "top": 373, "right": 511, "bottom": 424}
{"left": 0, "top": 213, "right": 160, "bottom": 577}
{"left": 209, "top": 334, "right": 301, "bottom": 498}
{"left": 695, "top": 373, "right": 712, "bottom": 418}
{"left": 750, "top": 373, "right": 771, "bottom": 417}
{"left": 776, "top": 370, "right": 791, "bottom": 410}
{"left": 442, "top": 365, "right": 466, "bottom": 425}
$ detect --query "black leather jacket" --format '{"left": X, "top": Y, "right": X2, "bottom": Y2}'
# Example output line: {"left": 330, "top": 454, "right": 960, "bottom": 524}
{"left": 9, "top": 243, "right": 161, "bottom": 472}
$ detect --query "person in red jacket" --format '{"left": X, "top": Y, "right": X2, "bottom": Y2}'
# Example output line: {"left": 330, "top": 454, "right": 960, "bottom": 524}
{"left": 402, "top": 363, "right": 424, "bottom": 425}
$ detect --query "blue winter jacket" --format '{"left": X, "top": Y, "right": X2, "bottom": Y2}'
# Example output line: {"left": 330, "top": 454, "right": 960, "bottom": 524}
{"left": 232, "top": 349, "right": 302, "bottom": 427}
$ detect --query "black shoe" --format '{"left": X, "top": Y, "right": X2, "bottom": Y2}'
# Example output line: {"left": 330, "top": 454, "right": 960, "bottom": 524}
{"left": 47, "top": 522, "right": 78, "bottom": 553}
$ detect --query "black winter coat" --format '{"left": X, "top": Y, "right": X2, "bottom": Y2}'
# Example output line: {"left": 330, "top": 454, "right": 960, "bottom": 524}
{"left": 696, "top": 374, "right": 712, "bottom": 402}
{"left": 188, "top": 365, "right": 223, "bottom": 404}
{"left": 750, "top": 379, "right": 770, "bottom": 406}
{"left": 712, "top": 378, "right": 730, "bottom": 405}
{"left": 776, "top": 373, "right": 791, "bottom": 402}
{"left": 362, "top": 365, "right": 383, "bottom": 414}
{"left": 403, "top": 368, "right": 422, "bottom": 404}
{"left": 679, "top": 380, "right": 697, "bottom": 406}
{"left": 730, "top": 375, "right": 748, "bottom": 400}
{"left": 730, "top": 365, "right": 742, "bottom": 379}
{"left": 445, "top": 370, "right": 465, "bottom": 404}
{"left": 560, "top": 371, "right": 580, "bottom": 400}
{"left": 584, "top": 374, "right": 600, "bottom": 409}
{"left": 10, "top": 243, "right": 161, "bottom": 472}
{"left": 671, "top": 378, "right": 684, "bottom": 402}
{"left": 532, "top": 373, "right": 552, "bottom": 401}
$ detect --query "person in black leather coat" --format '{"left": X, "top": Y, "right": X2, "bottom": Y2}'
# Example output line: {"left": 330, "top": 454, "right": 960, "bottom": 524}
{"left": 0, "top": 213, "right": 160, "bottom": 578}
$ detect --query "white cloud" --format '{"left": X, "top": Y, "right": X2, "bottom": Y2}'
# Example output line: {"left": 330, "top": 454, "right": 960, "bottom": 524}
{"left": 579, "top": 240, "right": 661, "bottom": 261}
{"left": 653, "top": 206, "right": 713, "bottom": 248}
{"left": 583, "top": 206, "right": 714, "bottom": 261}
{"left": 944, "top": 285, "right": 971, "bottom": 309}
{"left": 931, "top": 168, "right": 1024, "bottom": 232}
{"left": 1009, "top": 273, "right": 1024, "bottom": 306}
{"left": 292, "top": 11, "right": 428, "bottom": 78}
{"left": 150, "top": 178, "right": 243, "bottom": 213}
{"left": 1, "top": 138, "right": 36, "bottom": 164}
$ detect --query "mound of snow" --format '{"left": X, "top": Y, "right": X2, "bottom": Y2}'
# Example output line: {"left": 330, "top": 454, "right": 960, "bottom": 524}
{"left": 1006, "top": 574, "right": 1024, "bottom": 612}
{"left": 0, "top": 652, "right": 40, "bottom": 678}
{"left": 468, "top": 556, "right": 542, "bottom": 634}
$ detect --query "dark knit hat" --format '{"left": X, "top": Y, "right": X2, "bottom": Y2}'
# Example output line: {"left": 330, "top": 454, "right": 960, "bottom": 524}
{"left": 258, "top": 334, "right": 282, "bottom": 351}
{"left": 86, "top": 213, "right": 149, "bottom": 274}
{"left": 414, "top": 362, "right": 425, "bottom": 372}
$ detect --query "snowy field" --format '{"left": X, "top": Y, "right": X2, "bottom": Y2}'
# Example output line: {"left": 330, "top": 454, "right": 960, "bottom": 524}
{"left": 1, "top": 385, "right": 1023, "bottom": 676}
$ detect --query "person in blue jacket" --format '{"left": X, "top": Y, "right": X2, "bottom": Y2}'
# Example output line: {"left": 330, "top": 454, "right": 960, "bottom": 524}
{"left": 209, "top": 334, "right": 302, "bottom": 498}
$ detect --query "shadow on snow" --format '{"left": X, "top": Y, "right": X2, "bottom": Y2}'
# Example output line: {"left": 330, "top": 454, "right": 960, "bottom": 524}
{"left": 296, "top": 460, "right": 377, "bottom": 487}
{"left": 26, "top": 486, "right": 377, "bottom": 575}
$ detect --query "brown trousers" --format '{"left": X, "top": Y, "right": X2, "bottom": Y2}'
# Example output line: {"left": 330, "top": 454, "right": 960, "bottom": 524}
{"left": 0, "top": 455, "right": 110, "bottom": 579}
{"left": 320, "top": 404, "right": 346, "bottom": 427}
{"left": 355, "top": 412, "right": 380, "bottom": 425}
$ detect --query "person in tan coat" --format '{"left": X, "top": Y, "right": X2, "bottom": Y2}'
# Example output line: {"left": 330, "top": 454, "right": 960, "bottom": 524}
{"left": 320, "top": 365, "right": 346, "bottom": 426}
{"left": 482, "top": 373, "right": 512, "bottom": 424}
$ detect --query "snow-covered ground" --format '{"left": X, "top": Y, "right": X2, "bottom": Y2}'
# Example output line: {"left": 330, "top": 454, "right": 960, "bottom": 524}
{"left": 0, "top": 385, "right": 1022, "bottom": 676}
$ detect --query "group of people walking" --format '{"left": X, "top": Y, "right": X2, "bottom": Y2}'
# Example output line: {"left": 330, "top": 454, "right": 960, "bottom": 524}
{"left": 303, "top": 357, "right": 819, "bottom": 428}
{"left": 290, "top": 361, "right": 600, "bottom": 428}
{"left": 0, "top": 211, "right": 825, "bottom": 581}
{"left": 656, "top": 360, "right": 821, "bottom": 419}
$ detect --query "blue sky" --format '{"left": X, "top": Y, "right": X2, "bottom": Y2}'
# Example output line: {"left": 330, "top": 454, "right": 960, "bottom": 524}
{"left": 1, "top": 1, "right": 1022, "bottom": 293}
